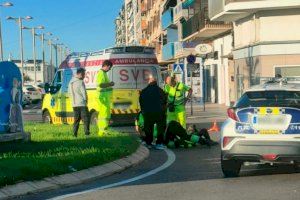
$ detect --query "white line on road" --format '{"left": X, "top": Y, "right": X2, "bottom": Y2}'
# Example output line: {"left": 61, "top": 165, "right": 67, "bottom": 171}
{"left": 49, "top": 148, "right": 176, "bottom": 200}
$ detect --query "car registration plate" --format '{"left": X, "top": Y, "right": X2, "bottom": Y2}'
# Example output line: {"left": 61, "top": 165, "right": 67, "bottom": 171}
{"left": 259, "top": 130, "right": 280, "bottom": 134}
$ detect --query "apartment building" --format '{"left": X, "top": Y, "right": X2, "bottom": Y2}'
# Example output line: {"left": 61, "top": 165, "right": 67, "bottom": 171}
{"left": 115, "top": 6, "right": 126, "bottom": 46}
{"left": 209, "top": 0, "right": 300, "bottom": 100}
{"left": 161, "top": 0, "right": 233, "bottom": 105}
{"left": 143, "top": 0, "right": 165, "bottom": 62}
{"left": 115, "top": 0, "right": 148, "bottom": 46}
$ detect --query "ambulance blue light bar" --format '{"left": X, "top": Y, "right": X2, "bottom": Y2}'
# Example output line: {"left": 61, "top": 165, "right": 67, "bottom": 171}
{"left": 105, "top": 46, "right": 155, "bottom": 54}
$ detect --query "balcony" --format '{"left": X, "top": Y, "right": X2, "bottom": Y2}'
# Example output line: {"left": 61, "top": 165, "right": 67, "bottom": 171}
{"left": 162, "top": 8, "right": 175, "bottom": 30}
{"left": 182, "top": 11, "right": 232, "bottom": 41}
{"left": 173, "top": 2, "right": 189, "bottom": 23}
{"left": 162, "top": 42, "right": 175, "bottom": 61}
{"left": 209, "top": 0, "right": 300, "bottom": 22}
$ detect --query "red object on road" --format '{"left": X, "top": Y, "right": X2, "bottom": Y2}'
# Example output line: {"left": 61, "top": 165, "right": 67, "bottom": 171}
{"left": 208, "top": 120, "right": 220, "bottom": 133}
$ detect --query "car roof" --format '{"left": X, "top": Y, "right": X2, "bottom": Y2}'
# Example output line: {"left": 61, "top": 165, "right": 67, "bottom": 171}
{"left": 246, "top": 83, "right": 300, "bottom": 92}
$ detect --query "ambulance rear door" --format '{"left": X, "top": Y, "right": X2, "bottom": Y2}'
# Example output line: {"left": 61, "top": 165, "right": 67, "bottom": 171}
{"left": 111, "top": 65, "right": 159, "bottom": 111}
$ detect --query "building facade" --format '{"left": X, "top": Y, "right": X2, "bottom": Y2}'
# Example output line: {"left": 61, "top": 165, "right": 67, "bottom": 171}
{"left": 12, "top": 60, "right": 54, "bottom": 84}
{"left": 160, "top": 0, "right": 233, "bottom": 105}
{"left": 115, "top": 0, "right": 149, "bottom": 46}
{"left": 209, "top": 0, "right": 300, "bottom": 100}
{"left": 115, "top": 6, "right": 126, "bottom": 46}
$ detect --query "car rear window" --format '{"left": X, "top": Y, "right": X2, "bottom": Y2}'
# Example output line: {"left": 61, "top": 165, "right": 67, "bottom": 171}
{"left": 235, "top": 90, "right": 300, "bottom": 108}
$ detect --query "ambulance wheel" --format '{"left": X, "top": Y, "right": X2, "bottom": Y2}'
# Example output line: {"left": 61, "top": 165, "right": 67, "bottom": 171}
{"left": 221, "top": 156, "right": 241, "bottom": 177}
{"left": 42, "top": 111, "right": 52, "bottom": 124}
{"left": 90, "top": 111, "right": 98, "bottom": 126}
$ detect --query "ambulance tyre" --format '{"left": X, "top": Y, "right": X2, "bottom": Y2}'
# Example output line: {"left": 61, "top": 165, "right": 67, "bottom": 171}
{"left": 90, "top": 111, "right": 98, "bottom": 126}
{"left": 221, "top": 156, "right": 241, "bottom": 177}
{"left": 42, "top": 110, "right": 52, "bottom": 124}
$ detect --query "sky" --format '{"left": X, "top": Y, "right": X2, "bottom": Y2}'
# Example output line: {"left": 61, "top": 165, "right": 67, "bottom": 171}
{"left": 1, "top": 0, "right": 124, "bottom": 61}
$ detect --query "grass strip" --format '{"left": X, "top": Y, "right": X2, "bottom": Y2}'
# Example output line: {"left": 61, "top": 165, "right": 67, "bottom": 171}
{"left": 0, "top": 123, "right": 139, "bottom": 187}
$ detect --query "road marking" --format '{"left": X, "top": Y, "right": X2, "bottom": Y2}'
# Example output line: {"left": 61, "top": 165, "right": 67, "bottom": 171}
{"left": 49, "top": 148, "right": 176, "bottom": 200}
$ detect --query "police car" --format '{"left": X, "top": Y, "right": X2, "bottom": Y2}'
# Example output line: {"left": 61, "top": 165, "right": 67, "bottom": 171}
{"left": 221, "top": 78, "right": 300, "bottom": 177}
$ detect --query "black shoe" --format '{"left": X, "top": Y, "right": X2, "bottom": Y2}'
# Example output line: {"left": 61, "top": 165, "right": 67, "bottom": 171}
{"left": 208, "top": 140, "right": 218, "bottom": 146}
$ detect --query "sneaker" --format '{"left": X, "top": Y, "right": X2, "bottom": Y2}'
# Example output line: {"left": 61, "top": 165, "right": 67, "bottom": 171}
{"left": 154, "top": 144, "right": 165, "bottom": 150}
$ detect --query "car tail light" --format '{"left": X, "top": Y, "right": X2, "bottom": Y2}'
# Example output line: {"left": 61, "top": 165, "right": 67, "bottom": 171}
{"left": 222, "top": 137, "right": 235, "bottom": 148}
{"left": 262, "top": 154, "right": 277, "bottom": 161}
{"left": 227, "top": 108, "right": 238, "bottom": 121}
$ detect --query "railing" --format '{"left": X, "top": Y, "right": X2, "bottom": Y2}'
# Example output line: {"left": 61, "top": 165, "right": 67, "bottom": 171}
{"left": 162, "top": 42, "right": 175, "bottom": 61}
{"left": 162, "top": 8, "right": 174, "bottom": 30}
{"left": 182, "top": 10, "right": 231, "bottom": 39}
{"left": 182, "top": 12, "right": 204, "bottom": 39}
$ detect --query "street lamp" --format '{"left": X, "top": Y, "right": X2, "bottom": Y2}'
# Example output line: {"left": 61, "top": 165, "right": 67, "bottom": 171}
{"left": 23, "top": 25, "right": 44, "bottom": 84}
{"left": 6, "top": 15, "right": 33, "bottom": 78}
{"left": 45, "top": 32, "right": 54, "bottom": 81}
{"left": 56, "top": 43, "right": 64, "bottom": 68}
{"left": 0, "top": 2, "right": 13, "bottom": 61}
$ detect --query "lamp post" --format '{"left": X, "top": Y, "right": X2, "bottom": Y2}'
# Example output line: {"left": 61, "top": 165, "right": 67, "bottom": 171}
{"left": 36, "top": 32, "right": 47, "bottom": 82}
{"left": 0, "top": 2, "right": 13, "bottom": 61}
{"left": 6, "top": 15, "right": 33, "bottom": 78}
{"left": 52, "top": 37, "right": 59, "bottom": 72}
{"left": 23, "top": 25, "right": 44, "bottom": 84}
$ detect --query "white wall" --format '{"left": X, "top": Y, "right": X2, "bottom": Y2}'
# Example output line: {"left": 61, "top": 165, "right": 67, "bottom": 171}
{"left": 205, "top": 34, "right": 233, "bottom": 106}
{"left": 259, "top": 11, "right": 300, "bottom": 42}
{"left": 234, "top": 10, "right": 300, "bottom": 49}
{"left": 234, "top": 15, "right": 257, "bottom": 48}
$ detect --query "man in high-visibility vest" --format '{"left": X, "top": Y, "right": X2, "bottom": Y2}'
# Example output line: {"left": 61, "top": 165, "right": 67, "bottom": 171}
{"left": 164, "top": 75, "right": 192, "bottom": 129}
{"left": 96, "top": 60, "right": 114, "bottom": 136}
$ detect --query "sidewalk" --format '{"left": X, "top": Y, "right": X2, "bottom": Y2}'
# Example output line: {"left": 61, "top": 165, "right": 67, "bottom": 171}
{"left": 186, "top": 103, "right": 228, "bottom": 124}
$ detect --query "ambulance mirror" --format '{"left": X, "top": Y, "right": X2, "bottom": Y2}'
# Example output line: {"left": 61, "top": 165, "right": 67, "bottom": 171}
{"left": 44, "top": 83, "right": 50, "bottom": 93}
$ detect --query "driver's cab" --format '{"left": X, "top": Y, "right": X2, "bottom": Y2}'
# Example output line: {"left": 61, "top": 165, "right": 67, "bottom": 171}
{"left": 43, "top": 69, "right": 74, "bottom": 124}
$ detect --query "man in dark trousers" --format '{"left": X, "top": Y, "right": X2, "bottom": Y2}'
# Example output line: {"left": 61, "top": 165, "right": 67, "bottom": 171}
{"left": 68, "top": 68, "right": 90, "bottom": 137}
{"left": 139, "top": 76, "right": 166, "bottom": 150}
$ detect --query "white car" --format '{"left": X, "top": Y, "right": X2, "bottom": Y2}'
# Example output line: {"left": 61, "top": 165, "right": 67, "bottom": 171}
{"left": 221, "top": 78, "right": 300, "bottom": 177}
{"left": 23, "top": 85, "right": 42, "bottom": 102}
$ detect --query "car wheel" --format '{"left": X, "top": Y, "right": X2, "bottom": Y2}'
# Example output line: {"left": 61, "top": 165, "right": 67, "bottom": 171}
{"left": 221, "top": 155, "right": 242, "bottom": 177}
{"left": 42, "top": 111, "right": 52, "bottom": 124}
{"left": 90, "top": 111, "right": 98, "bottom": 126}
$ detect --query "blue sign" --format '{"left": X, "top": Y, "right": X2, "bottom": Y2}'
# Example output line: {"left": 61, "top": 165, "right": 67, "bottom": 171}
{"left": 187, "top": 54, "right": 196, "bottom": 64}
{"left": 173, "top": 64, "right": 184, "bottom": 74}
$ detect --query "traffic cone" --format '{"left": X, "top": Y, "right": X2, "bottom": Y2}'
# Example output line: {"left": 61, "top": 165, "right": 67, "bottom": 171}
{"left": 208, "top": 120, "right": 220, "bottom": 132}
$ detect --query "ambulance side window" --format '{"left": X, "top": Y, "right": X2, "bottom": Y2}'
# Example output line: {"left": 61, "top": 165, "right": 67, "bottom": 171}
{"left": 61, "top": 70, "right": 73, "bottom": 93}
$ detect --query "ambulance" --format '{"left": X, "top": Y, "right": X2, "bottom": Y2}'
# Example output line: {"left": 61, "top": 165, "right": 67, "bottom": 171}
{"left": 42, "top": 46, "right": 163, "bottom": 125}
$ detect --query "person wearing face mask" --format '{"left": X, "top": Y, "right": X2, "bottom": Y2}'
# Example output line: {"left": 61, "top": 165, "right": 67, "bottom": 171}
{"left": 68, "top": 68, "right": 90, "bottom": 137}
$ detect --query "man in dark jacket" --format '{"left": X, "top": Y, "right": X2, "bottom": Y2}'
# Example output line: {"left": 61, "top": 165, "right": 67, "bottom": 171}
{"left": 139, "top": 76, "right": 166, "bottom": 150}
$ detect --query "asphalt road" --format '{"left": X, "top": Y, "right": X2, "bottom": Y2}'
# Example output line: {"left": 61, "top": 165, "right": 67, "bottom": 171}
{"left": 20, "top": 105, "right": 300, "bottom": 200}
{"left": 19, "top": 122, "right": 300, "bottom": 200}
